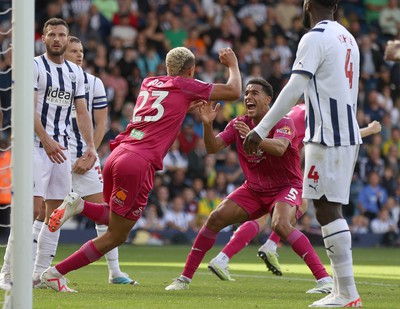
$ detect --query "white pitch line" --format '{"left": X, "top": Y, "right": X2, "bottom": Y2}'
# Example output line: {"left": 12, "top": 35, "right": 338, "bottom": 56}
{"left": 141, "top": 269, "right": 399, "bottom": 288}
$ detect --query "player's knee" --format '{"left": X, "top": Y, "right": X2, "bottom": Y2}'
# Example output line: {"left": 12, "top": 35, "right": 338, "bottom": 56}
{"left": 271, "top": 218, "right": 292, "bottom": 238}
{"left": 206, "top": 210, "right": 225, "bottom": 231}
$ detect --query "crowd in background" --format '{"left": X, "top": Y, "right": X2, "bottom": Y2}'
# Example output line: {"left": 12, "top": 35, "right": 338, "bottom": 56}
{"left": 0, "top": 0, "right": 399, "bottom": 246}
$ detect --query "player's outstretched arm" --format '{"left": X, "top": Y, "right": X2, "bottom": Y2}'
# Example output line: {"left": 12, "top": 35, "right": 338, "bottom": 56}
{"left": 199, "top": 101, "right": 226, "bottom": 153}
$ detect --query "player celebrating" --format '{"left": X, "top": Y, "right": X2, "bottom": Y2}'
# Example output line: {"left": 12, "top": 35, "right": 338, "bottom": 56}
{"left": 165, "top": 79, "right": 332, "bottom": 293}
{"left": 40, "top": 46, "right": 241, "bottom": 292}
{"left": 65, "top": 36, "right": 135, "bottom": 284}
{"left": 244, "top": 0, "right": 363, "bottom": 307}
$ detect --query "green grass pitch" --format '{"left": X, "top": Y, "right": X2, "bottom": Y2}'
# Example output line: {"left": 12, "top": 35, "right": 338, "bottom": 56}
{"left": 1, "top": 244, "right": 399, "bottom": 308}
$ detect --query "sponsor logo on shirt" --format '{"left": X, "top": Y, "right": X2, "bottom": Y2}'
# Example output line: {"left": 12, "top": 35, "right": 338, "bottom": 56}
{"left": 130, "top": 129, "right": 144, "bottom": 140}
{"left": 46, "top": 87, "right": 72, "bottom": 106}
{"left": 276, "top": 125, "right": 292, "bottom": 136}
{"left": 113, "top": 188, "right": 127, "bottom": 206}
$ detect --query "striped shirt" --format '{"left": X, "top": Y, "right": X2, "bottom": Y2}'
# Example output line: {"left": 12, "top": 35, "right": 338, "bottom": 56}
{"left": 33, "top": 54, "right": 85, "bottom": 148}
{"left": 69, "top": 72, "right": 107, "bottom": 158}
{"left": 292, "top": 21, "right": 362, "bottom": 147}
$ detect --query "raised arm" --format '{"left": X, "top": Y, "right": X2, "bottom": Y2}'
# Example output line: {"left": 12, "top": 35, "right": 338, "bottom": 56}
{"left": 209, "top": 48, "right": 242, "bottom": 102}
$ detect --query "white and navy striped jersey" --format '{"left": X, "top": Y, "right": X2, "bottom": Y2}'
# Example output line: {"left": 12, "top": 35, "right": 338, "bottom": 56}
{"left": 34, "top": 54, "right": 85, "bottom": 148}
{"left": 69, "top": 72, "right": 107, "bottom": 158}
{"left": 292, "top": 21, "right": 362, "bottom": 147}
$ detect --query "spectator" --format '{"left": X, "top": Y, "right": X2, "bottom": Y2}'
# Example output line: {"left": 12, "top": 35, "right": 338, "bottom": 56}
{"left": 382, "top": 126, "right": 400, "bottom": 158}
{"left": 182, "top": 187, "right": 198, "bottom": 217}
{"left": 155, "top": 185, "right": 172, "bottom": 217}
{"left": 177, "top": 115, "right": 200, "bottom": 155}
{"left": 164, "top": 14, "right": 188, "bottom": 50}
{"left": 370, "top": 208, "right": 398, "bottom": 246}
{"left": 236, "top": 0, "right": 268, "bottom": 27}
{"left": 274, "top": 0, "right": 300, "bottom": 32}
{"left": 119, "top": 102, "right": 134, "bottom": 129}
{"left": 383, "top": 144, "right": 400, "bottom": 176}
{"left": 364, "top": 89, "right": 386, "bottom": 123}
{"left": 187, "top": 138, "right": 207, "bottom": 181}
{"left": 350, "top": 215, "right": 370, "bottom": 234}
{"left": 163, "top": 139, "right": 189, "bottom": 176}
{"left": 358, "top": 171, "right": 388, "bottom": 220}
{"left": 217, "top": 149, "right": 244, "bottom": 186}
{"left": 379, "top": 0, "right": 400, "bottom": 39}
{"left": 164, "top": 195, "right": 196, "bottom": 244}
{"left": 195, "top": 188, "right": 222, "bottom": 228}
{"left": 168, "top": 168, "right": 190, "bottom": 200}
{"left": 358, "top": 145, "right": 385, "bottom": 182}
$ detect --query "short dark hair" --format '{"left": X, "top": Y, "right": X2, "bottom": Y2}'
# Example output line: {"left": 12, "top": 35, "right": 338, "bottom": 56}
{"left": 69, "top": 36, "right": 81, "bottom": 44}
{"left": 246, "top": 78, "right": 274, "bottom": 98}
{"left": 312, "top": 0, "right": 339, "bottom": 10}
{"left": 43, "top": 18, "right": 69, "bottom": 35}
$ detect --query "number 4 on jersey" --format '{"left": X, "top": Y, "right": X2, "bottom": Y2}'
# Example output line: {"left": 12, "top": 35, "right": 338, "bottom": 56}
{"left": 307, "top": 165, "right": 319, "bottom": 183}
{"left": 345, "top": 49, "right": 353, "bottom": 89}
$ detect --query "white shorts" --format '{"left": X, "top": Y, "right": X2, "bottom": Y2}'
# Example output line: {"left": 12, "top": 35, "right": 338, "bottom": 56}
{"left": 71, "top": 155, "right": 103, "bottom": 197}
{"left": 303, "top": 143, "right": 359, "bottom": 204}
{"left": 33, "top": 147, "right": 72, "bottom": 200}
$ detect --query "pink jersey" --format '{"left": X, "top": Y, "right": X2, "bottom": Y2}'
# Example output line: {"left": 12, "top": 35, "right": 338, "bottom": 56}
{"left": 111, "top": 76, "right": 213, "bottom": 170}
{"left": 218, "top": 115, "right": 303, "bottom": 193}
{"left": 287, "top": 103, "right": 306, "bottom": 150}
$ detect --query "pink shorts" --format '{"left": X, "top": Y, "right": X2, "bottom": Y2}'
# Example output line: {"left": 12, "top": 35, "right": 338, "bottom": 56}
{"left": 226, "top": 183, "right": 302, "bottom": 221}
{"left": 102, "top": 145, "right": 155, "bottom": 221}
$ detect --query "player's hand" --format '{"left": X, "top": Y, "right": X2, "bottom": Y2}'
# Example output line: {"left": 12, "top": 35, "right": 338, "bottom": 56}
{"left": 218, "top": 47, "right": 238, "bottom": 68}
{"left": 368, "top": 120, "right": 382, "bottom": 134}
{"left": 243, "top": 130, "right": 262, "bottom": 155}
{"left": 188, "top": 99, "right": 206, "bottom": 112}
{"left": 234, "top": 121, "right": 250, "bottom": 139}
{"left": 384, "top": 40, "right": 400, "bottom": 62}
{"left": 42, "top": 137, "right": 67, "bottom": 164}
{"left": 199, "top": 101, "right": 219, "bottom": 125}
{"left": 74, "top": 147, "right": 96, "bottom": 174}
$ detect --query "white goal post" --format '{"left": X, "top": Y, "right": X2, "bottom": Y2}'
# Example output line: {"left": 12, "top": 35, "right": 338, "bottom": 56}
{"left": 6, "top": 0, "right": 34, "bottom": 308}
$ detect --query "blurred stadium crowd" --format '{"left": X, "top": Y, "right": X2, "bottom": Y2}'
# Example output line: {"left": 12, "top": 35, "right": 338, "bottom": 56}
{"left": 0, "top": 0, "right": 399, "bottom": 246}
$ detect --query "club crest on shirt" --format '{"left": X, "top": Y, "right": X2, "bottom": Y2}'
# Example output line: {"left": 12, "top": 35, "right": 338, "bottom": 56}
{"left": 69, "top": 73, "right": 76, "bottom": 83}
{"left": 276, "top": 125, "right": 292, "bottom": 136}
{"left": 113, "top": 188, "right": 127, "bottom": 206}
{"left": 84, "top": 84, "right": 90, "bottom": 93}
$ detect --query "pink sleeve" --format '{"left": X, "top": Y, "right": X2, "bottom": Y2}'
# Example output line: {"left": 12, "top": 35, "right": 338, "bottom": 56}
{"left": 217, "top": 119, "right": 236, "bottom": 146}
{"left": 176, "top": 78, "right": 214, "bottom": 101}
{"left": 272, "top": 117, "right": 296, "bottom": 143}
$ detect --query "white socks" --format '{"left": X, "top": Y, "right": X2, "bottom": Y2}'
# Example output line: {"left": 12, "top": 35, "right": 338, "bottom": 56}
{"left": 321, "top": 219, "right": 359, "bottom": 299}
{"left": 0, "top": 233, "right": 12, "bottom": 274}
{"left": 214, "top": 252, "right": 229, "bottom": 267}
{"left": 263, "top": 239, "right": 278, "bottom": 252}
{"left": 32, "top": 224, "right": 60, "bottom": 280}
{"left": 96, "top": 224, "right": 121, "bottom": 278}
{"left": 32, "top": 220, "right": 43, "bottom": 268}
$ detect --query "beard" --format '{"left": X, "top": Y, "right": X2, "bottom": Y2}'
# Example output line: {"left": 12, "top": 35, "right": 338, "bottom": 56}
{"left": 302, "top": 11, "right": 311, "bottom": 29}
{"left": 46, "top": 42, "right": 67, "bottom": 57}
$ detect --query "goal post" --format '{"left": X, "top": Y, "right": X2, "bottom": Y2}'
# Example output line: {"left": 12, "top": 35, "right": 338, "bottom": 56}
{"left": 7, "top": 0, "right": 34, "bottom": 307}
